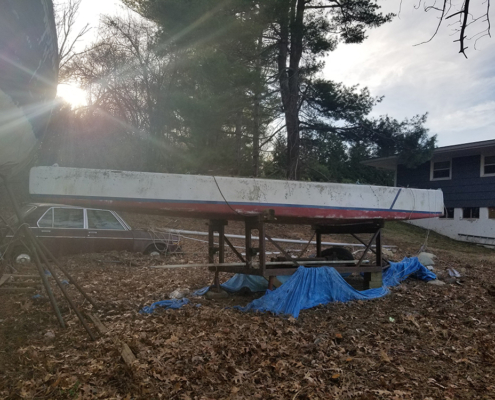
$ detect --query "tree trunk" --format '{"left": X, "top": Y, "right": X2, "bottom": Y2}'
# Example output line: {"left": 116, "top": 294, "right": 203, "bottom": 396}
{"left": 235, "top": 112, "right": 242, "bottom": 175}
{"left": 277, "top": 0, "right": 305, "bottom": 180}
{"left": 252, "top": 96, "right": 260, "bottom": 177}
{"left": 252, "top": 33, "right": 263, "bottom": 177}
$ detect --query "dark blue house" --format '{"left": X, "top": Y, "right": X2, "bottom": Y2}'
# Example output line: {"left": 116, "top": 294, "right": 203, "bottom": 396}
{"left": 363, "top": 139, "right": 495, "bottom": 245}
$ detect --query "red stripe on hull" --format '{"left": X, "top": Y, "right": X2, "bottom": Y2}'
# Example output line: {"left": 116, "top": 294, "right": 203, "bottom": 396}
{"left": 36, "top": 197, "right": 439, "bottom": 224}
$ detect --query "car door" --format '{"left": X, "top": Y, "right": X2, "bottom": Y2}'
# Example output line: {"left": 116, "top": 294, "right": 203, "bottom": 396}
{"left": 86, "top": 209, "right": 134, "bottom": 253}
{"left": 32, "top": 207, "right": 55, "bottom": 254}
{"left": 34, "top": 207, "right": 87, "bottom": 256}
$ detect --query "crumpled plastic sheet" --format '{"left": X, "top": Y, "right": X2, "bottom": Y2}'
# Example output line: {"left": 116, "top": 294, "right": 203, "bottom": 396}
{"left": 140, "top": 287, "right": 209, "bottom": 314}
{"left": 140, "top": 257, "right": 435, "bottom": 316}
{"left": 237, "top": 257, "right": 436, "bottom": 318}
{"left": 221, "top": 274, "right": 270, "bottom": 292}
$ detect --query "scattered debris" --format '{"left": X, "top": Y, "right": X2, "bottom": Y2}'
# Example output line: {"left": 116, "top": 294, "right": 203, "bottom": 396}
{"left": 418, "top": 252, "right": 436, "bottom": 266}
{"left": 448, "top": 267, "right": 461, "bottom": 278}
{"left": 169, "top": 287, "right": 190, "bottom": 299}
{"left": 44, "top": 330, "right": 55, "bottom": 340}
{"left": 427, "top": 279, "right": 446, "bottom": 286}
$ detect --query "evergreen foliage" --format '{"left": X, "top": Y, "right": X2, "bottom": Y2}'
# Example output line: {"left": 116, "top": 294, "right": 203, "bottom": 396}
{"left": 42, "top": 0, "right": 437, "bottom": 186}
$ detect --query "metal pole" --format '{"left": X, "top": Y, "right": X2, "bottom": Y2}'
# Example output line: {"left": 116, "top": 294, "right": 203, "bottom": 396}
{"left": 33, "top": 240, "right": 95, "bottom": 340}
{"left": 26, "top": 227, "right": 66, "bottom": 328}
{"left": 37, "top": 241, "right": 98, "bottom": 309}
{"left": 1, "top": 175, "right": 65, "bottom": 328}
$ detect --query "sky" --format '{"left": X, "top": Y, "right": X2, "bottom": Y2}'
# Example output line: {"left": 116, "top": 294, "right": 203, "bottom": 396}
{"left": 61, "top": 0, "right": 495, "bottom": 147}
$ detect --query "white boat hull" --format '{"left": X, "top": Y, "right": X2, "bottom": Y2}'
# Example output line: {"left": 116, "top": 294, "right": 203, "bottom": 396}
{"left": 30, "top": 167, "right": 444, "bottom": 224}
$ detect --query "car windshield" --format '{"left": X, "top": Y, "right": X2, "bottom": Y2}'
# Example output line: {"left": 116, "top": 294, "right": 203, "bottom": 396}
{"left": 7, "top": 204, "right": 38, "bottom": 225}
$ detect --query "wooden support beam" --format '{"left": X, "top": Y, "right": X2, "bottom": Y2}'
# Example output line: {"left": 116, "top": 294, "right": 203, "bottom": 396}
{"left": 87, "top": 313, "right": 137, "bottom": 367}
{"left": 224, "top": 236, "right": 245, "bottom": 263}
{"left": 265, "top": 234, "right": 298, "bottom": 266}
{"left": 208, "top": 219, "right": 227, "bottom": 291}
{"left": 355, "top": 229, "right": 380, "bottom": 268}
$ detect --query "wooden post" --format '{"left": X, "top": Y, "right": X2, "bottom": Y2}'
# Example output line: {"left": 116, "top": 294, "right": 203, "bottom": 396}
{"left": 258, "top": 217, "right": 266, "bottom": 275}
{"left": 245, "top": 217, "right": 255, "bottom": 268}
{"left": 316, "top": 230, "right": 322, "bottom": 257}
{"left": 208, "top": 220, "right": 227, "bottom": 291}
{"left": 208, "top": 222, "right": 215, "bottom": 264}
{"left": 218, "top": 223, "right": 225, "bottom": 264}
{"left": 375, "top": 229, "right": 382, "bottom": 267}
{"left": 268, "top": 276, "right": 275, "bottom": 290}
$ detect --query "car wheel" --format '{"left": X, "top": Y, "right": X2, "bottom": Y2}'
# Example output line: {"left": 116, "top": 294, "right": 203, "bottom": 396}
{"left": 10, "top": 246, "right": 32, "bottom": 264}
{"left": 145, "top": 243, "right": 168, "bottom": 256}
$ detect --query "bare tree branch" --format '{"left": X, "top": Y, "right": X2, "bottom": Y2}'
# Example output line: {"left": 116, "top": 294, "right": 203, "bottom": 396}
{"left": 55, "top": 0, "right": 91, "bottom": 74}
{"left": 415, "top": 0, "right": 490, "bottom": 57}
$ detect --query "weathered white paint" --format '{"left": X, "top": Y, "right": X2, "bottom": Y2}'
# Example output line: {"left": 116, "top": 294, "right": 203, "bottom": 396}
{"left": 409, "top": 207, "right": 495, "bottom": 246}
{"left": 29, "top": 166, "right": 444, "bottom": 223}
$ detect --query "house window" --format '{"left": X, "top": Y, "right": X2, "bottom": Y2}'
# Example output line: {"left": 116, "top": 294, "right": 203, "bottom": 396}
{"left": 488, "top": 208, "right": 495, "bottom": 219}
{"left": 462, "top": 207, "right": 479, "bottom": 219}
{"left": 440, "top": 207, "right": 454, "bottom": 219}
{"left": 481, "top": 155, "right": 495, "bottom": 177}
{"left": 431, "top": 160, "right": 451, "bottom": 180}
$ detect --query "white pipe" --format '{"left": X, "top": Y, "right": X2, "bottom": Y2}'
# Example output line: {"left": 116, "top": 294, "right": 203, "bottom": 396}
{"left": 162, "top": 228, "right": 395, "bottom": 248}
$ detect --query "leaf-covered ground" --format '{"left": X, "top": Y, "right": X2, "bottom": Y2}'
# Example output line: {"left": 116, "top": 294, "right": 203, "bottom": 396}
{"left": 1, "top": 218, "right": 495, "bottom": 399}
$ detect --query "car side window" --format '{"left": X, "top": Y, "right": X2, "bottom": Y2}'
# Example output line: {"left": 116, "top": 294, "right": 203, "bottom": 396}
{"left": 38, "top": 208, "right": 53, "bottom": 228}
{"left": 53, "top": 208, "right": 84, "bottom": 229}
{"left": 87, "top": 210, "right": 125, "bottom": 230}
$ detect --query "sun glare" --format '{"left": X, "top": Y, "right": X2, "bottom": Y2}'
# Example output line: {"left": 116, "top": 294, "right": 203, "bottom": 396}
{"left": 57, "top": 83, "right": 88, "bottom": 108}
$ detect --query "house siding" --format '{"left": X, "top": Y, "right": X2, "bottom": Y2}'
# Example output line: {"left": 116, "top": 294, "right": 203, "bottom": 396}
{"left": 396, "top": 155, "right": 495, "bottom": 208}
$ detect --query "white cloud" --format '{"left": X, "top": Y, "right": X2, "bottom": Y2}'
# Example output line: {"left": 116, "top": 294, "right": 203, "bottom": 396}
{"left": 324, "top": 0, "right": 495, "bottom": 147}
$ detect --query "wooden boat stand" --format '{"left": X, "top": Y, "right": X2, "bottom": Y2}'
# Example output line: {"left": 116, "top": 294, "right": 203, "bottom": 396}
{"left": 0, "top": 175, "right": 98, "bottom": 340}
{"left": 208, "top": 215, "right": 385, "bottom": 291}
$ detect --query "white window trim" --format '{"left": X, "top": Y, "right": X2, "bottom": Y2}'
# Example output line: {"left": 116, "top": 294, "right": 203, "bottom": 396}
{"left": 480, "top": 154, "right": 495, "bottom": 177}
{"left": 461, "top": 207, "right": 480, "bottom": 220}
{"left": 430, "top": 159, "right": 451, "bottom": 181}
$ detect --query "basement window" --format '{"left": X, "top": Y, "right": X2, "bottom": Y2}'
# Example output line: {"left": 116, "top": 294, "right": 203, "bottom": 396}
{"left": 439, "top": 207, "right": 454, "bottom": 219}
{"left": 462, "top": 207, "right": 479, "bottom": 219}
{"left": 481, "top": 155, "right": 495, "bottom": 177}
{"left": 430, "top": 160, "right": 451, "bottom": 180}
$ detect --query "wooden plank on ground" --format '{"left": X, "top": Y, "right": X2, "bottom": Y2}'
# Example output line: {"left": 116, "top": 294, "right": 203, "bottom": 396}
{"left": 0, "top": 287, "right": 37, "bottom": 293}
{"left": 87, "top": 312, "right": 109, "bottom": 334}
{"left": 4, "top": 274, "right": 40, "bottom": 279}
{"left": 87, "top": 313, "right": 137, "bottom": 367}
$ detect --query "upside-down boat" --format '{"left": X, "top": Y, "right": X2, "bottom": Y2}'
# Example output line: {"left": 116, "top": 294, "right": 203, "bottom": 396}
{"left": 29, "top": 166, "right": 444, "bottom": 224}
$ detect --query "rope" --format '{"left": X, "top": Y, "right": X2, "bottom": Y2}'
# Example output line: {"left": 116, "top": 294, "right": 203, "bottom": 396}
{"left": 212, "top": 176, "right": 243, "bottom": 216}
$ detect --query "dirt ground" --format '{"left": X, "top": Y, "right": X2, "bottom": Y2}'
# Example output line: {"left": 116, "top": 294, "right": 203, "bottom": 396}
{"left": 1, "top": 213, "right": 495, "bottom": 399}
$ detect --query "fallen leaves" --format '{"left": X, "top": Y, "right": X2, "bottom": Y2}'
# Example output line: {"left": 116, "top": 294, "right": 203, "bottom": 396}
{"left": 1, "top": 216, "right": 495, "bottom": 399}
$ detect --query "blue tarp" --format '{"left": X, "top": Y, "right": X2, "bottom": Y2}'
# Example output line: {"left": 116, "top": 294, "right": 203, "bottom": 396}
{"left": 221, "top": 274, "right": 269, "bottom": 292}
{"left": 140, "top": 257, "right": 435, "bottom": 316}
{"left": 140, "top": 298, "right": 190, "bottom": 314}
{"left": 140, "top": 287, "right": 209, "bottom": 314}
{"left": 237, "top": 257, "right": 436, "bottom": 318}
